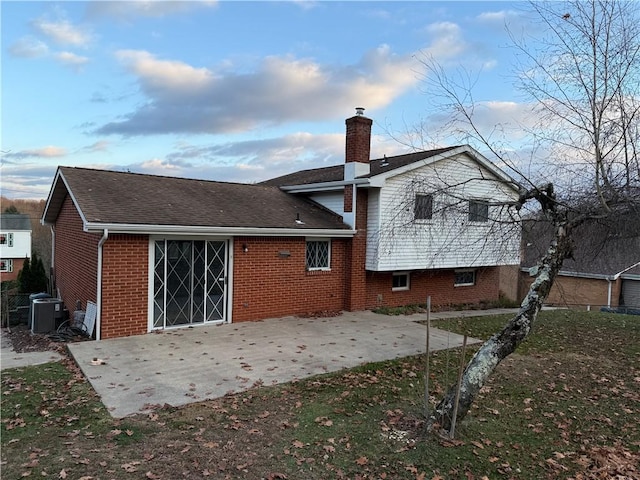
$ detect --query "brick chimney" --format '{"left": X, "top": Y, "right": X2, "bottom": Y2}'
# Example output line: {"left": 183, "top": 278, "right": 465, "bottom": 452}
{"left": 344, "top": 108, "right": 371, "bottom": 225}
{"left": 344, "top": 107, "right": 372, "bottom": 179}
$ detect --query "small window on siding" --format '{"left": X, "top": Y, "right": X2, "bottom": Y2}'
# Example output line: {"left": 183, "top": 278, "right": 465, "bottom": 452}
{"left": 469, "top": 200, "right": 489, "bottom": 222}
{"left": 306, "top": 240, "right": 331, "bottom": 270}
{"left": 0, "top": 259, "right": 13, "bottom": 272}
{"left": 0, "top": 233, "right": 13, "bottom": 247}
{"left": 454, "top": 270, "right": 476, "bottom": 286}
{"left": 392, "top": 272, "right": 410, "bottom": 291}
{"left": 414, "top": 194, "right": 433, "bottom": 220}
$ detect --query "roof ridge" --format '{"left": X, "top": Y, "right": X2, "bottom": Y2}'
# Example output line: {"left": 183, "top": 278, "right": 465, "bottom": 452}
{"left": 58, "top": 166, "right": 277, "bottom": 189}
{"left": 368, "top": 145, "right": 460, "bottom": 163}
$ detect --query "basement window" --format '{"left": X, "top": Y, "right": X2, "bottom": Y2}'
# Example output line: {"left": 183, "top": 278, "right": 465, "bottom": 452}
{"left": 392, "top": 272, "right": 410, "bottom": 291}
{"left": 306, "top": 239, "right": 331, "bottom": 270}
{"left": 454, "top": 270, "right": 476, "bottom": 287}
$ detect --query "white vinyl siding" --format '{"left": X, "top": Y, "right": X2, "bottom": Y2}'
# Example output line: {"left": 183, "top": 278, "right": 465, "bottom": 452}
{"left": 309, "top": 192, "right": 345, "bottom": 217}
{"left": 366, "top": 189, "right": 381, "bottom": 267}
{"left": 366, "top": 153, "right": 521, "bottom": 271}
{"left": 0, "top": 230, "right": 31, "bottom": 259}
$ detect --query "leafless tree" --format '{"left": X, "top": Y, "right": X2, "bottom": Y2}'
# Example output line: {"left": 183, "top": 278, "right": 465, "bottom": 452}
{"left": 414, "top": 0, "right": 640, "bottom": 432}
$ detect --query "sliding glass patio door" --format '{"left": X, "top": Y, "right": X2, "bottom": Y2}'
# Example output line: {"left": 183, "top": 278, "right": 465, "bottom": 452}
{"left": 153, "top": 240, "right": 227, "bottom": 328}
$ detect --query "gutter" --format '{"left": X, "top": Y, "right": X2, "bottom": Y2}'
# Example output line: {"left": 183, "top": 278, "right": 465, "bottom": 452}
{"left": 96, "top": 229, "right": 108, "bottom": 341}
{"left": 280, "top": 178, "right": 370, "bottom": 193}
{"left": 83, "top": 223, "right": 356, "bottom": 238}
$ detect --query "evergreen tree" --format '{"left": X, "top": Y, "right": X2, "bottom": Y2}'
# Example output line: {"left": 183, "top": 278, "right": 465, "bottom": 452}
{"left": 31, "top": 252, "right": 48, "bottom": 293}
{"left": 17, "top": 252, "right": 48, "bottom": 293}
{"left": 17, "top": 257, "right": 32, "bottom": 293}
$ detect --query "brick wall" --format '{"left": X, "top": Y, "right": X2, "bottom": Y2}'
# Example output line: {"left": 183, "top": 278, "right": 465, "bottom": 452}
{"left": 232, "top": 236, "right": 348, "bottom": 321}
{"left": 54, "top": 195, "right": 99, "bottom": 315}
{"left": 519, "top": 272, "right": 620, "bottom": 309}
{"left": 101, "top": 234, "right": 149, "bottom": 338}
{"left": 345, "top": 189, "right": 368, "bottom": 311}
{"left": 366, "top": 267, "right": 501, "bottom": 309}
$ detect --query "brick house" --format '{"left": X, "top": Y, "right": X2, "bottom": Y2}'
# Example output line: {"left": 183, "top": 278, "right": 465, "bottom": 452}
{"left": 0, "top": 213, "right": 32, "bottom": 283}
{"left": 42, "top": 111, "right": 522, "bottom": 339}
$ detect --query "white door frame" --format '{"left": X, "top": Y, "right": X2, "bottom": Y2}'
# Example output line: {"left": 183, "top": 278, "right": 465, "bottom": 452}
{"left": 147, "top": 236, "right": 234, "bottom": 331}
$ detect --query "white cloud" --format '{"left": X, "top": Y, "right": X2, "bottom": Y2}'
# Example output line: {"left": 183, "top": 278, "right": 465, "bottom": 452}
{"left": 82, "top": 140, "right": 110, "bottom": 153}
{"left": 476, "top": 10, "right": 520, "bottom": 25}
{"left": 55, "top": 51, "right": 90, "bottom": 69}
{"left": 97, "top": 47, "right": 419, "bottom": 136}
{"left": 31, "top": 17, "right": 92, "bottom": 47}
{"left": 115, "top": 50, "right": 214, "bottom": 94}
{"left": 0, "top": 164, "right": 59, "bottom": 200}
{"left": 2, "top": 146, "right": 68, "bottom": 161}
{"left": 8, "top": 36, "right": 49, "bottom": 58}
{"left": 139, "top": 158, "right": 184, "bottom": 171}
{"left": 421, "top": 22, "right": 468, "bottom": 60}
{"left": 475, "top": 9, "right": 536, "bottom": 36}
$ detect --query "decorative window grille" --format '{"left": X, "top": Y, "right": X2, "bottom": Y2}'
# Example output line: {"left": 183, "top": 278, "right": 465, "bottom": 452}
{"left": 306, "top": 240, "right": 330, "bottom": 270}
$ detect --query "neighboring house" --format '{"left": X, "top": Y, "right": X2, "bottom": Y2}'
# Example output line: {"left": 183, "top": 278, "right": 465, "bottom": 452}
{"left": 42, "top": 111, "right": 522, "bottom": 339}
{"left": 519, "top": 217, "right": 640, "bottom": 311}
{"left": 0, "top": 213, "right": 32, "bottom": 283}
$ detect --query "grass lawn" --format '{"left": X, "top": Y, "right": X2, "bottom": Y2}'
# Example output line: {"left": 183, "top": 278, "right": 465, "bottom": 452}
{"left": 2, "top": 310, "right": 639, "bottom": 479}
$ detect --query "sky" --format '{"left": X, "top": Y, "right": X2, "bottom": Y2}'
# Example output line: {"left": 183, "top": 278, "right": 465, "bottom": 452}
{"left": 1, "top": 1, "right": 538, "bottom": 200}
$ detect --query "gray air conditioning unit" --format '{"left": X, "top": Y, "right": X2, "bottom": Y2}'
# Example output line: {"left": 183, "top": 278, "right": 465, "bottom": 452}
{"left": 32, "top": 298, "right": 63, "bottom": 334}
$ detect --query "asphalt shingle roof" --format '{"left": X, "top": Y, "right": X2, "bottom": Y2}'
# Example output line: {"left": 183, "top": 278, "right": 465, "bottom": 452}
{"left": 0, "top": 214, "right": 31, "bottom": 231}
{"left": 45, "top": 167, "right": 349, "bottom": 231}
{"left": 522, "top": 218, "right": 640, "bottom": 276}
{"left": 261, "top": 146, "right": 459, "bottom": 187}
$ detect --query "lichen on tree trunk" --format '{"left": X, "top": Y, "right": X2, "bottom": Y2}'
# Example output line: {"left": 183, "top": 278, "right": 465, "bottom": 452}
{"left": 427, "top": 221, "right": 574, "bottom": 432}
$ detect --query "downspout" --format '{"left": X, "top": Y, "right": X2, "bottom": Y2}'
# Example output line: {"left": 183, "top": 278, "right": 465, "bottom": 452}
{"left": 351, "top": 183, "right": 357, "bottom": 230}
{"left": 96, "top": 229, "right": 109, "bottom": 341}
{"left": 49, "top": 226, "right": 55, "bottom": 295}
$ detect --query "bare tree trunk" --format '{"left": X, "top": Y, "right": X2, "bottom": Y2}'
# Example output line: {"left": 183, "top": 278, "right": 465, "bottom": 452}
{"left": 427, "top": 220, "right": 573, "bottom": 432}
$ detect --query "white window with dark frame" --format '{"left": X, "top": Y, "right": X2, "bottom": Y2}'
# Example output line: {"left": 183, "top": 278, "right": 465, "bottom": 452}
{"left": 0, "top": 259, "right": 13, "bottom": 272}
{"left": 469, "top": 200, "right": 489, "bottom": 222}
{"left": 392, "top": 272, "right": 410, "bottom": 291}
{"left": 306, "top": 239, "right": 331, "bottom": 271}
{"left": 454, "top": 269, "right": 476, "bottom": 286}
{"left": 414, "top": 194, "right": 433, "bottom": 220}
{"left": 0, "top": 233, "right": 14, "bottom": 247}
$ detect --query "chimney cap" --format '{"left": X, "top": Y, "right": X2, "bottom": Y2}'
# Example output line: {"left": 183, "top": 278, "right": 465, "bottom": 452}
{"left": 355, "top": 107, "right": 365, "bottom": 116}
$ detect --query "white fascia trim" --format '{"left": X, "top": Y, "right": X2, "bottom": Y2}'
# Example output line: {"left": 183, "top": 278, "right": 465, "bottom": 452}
{"left": 41, "top": 168, "right": 64, "bottom": 226}
{"left": 280, "top": 178, "right": 369, "bottom": 193}
{"left": 42, "top": 170, "right": 90, "bottom": 227}
{"left": 84, "top": 223, "right": 356, "bottom": 238}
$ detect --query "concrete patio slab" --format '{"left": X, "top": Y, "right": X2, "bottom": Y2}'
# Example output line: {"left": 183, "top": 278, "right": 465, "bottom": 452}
{"left": 67, "top": 310, "right": 488, "bottom": 418}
